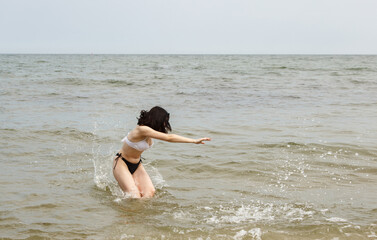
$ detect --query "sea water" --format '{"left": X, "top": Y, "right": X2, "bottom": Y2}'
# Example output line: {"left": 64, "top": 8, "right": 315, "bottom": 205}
{"left": 0, "top": 54, "right": 376, "bottom": 239}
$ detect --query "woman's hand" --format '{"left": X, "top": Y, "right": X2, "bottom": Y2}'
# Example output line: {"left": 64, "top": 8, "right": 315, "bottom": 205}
{"left": 193, "top": 138, "right": 211, "bottom": 144}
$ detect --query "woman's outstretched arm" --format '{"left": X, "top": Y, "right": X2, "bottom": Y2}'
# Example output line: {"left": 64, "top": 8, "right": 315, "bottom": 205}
{"left": 138, "top": 126, "right": 211, "bottom": 144}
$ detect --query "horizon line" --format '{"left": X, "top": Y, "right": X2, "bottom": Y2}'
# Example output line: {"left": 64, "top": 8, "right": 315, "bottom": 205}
{"left": 1, "top": 53, "right": 377, "bottom": 56}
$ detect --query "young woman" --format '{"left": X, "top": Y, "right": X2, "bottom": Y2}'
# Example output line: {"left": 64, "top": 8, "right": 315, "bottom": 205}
{"left": 113, "top": 106, "right": 211, "bottom": 198}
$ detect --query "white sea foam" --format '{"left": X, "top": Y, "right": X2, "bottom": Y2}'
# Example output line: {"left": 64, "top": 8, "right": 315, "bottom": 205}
{"left": 284, "top": 207, "right": 314, "bottom": 222}
{"left": 173, "top": 210, "right": 193, "bottom": 220}
{"left": 367, "top": 231, "right": 377, "bottom": 238}
{"left": 120, "top": 233, "right": 135, "bottom": 239}
{"left": 326, "top": 217, "right": 348, "bottom": 223}
{"left": 210, "top": 204, "right": 274, "bottom": 224}
{"left": 204, "top": 202, "right": 315, "bottom": 225}
{"left": 233, "top": 230, "right": 247, "bottom": 239}
{"left": 249, "top": 228, "right": 262, "bottom": 240}
{"left": 233, "top": 228, "right": 262, "bottom": 240}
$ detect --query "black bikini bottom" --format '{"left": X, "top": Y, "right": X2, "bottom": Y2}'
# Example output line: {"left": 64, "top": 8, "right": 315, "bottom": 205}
{"left": 114, "top": 153, "right": 142, "bottom": 174}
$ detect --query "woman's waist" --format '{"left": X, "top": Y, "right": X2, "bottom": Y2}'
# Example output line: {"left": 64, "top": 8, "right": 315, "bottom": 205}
{"left": 116, "top": 150, "right": 141, "bottom": 164}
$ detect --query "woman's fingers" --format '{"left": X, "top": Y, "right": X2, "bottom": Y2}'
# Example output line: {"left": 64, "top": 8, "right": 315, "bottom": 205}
{"left": 196, "top": 137, "right": 211, "bottom": 144}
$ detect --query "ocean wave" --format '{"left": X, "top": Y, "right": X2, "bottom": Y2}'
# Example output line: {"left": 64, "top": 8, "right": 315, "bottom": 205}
{"left": 35, "top": 60, "right": 49, "bottom": 64}
{"left": 22, "top": 203, "right": 58, "bottom": 210}
{"left": 345, "top": 67, "right": 372, "bottom": 71}
{"left": 46, "top": 77, "right": 135, "bottom": 87}
{"left": 31, "top": 128, "right": 99, "bottom": 141}
{"left": 326, "top": 217, "right": 348, "bottom": 222}
{"left": 253, "top": 142, "right": 376, "bottom": 157}
{"left": 103, "top": 79, "right": 135, "bottom": 86}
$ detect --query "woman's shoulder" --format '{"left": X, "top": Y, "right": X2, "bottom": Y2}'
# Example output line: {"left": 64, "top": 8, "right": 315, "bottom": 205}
{"left": 133, "top": 125, "right": 153, "bottom": 136}
{"left": 136, "top": 125, "right": 152, "bottom": 131}
{"left": 128, "top": 126, "right": 149, "bottom": 141}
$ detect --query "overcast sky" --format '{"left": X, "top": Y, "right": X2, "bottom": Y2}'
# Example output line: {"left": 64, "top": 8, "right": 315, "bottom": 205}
{"left": 1, "top": 0, "right": 377, "bottom": 54}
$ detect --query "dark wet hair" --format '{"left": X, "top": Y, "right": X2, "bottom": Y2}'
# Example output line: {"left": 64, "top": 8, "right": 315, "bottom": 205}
{"left": 137, "top": 106, "right": 172, "bottom": 133}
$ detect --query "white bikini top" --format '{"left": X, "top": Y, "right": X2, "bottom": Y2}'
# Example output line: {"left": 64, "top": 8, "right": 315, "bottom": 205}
{"left": 121, "top": 133, "right": 153, "bottom": 151}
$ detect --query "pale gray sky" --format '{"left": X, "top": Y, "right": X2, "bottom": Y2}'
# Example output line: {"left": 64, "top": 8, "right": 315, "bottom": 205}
{"left": 1, "top": 0, "right": 377, "bottom": 54}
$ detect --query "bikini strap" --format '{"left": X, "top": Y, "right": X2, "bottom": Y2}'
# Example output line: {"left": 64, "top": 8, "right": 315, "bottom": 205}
{"left": 114, "top": 153, "right": 122, "bottom": 170}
